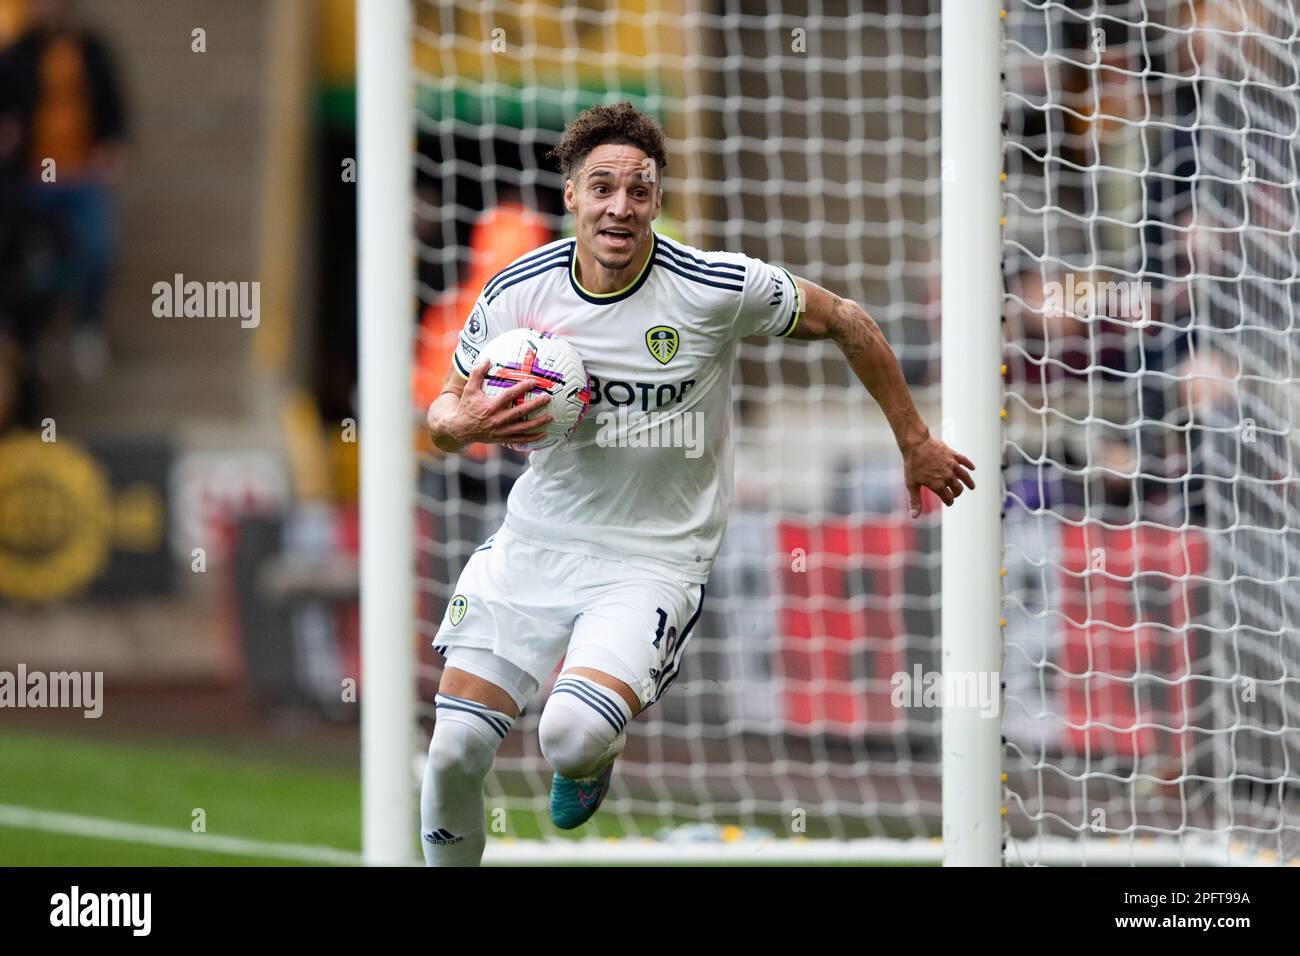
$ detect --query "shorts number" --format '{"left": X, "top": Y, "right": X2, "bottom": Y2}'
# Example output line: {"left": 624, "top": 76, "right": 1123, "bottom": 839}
{"left": 652, "top": 607, "right": 679, "bottom": 657}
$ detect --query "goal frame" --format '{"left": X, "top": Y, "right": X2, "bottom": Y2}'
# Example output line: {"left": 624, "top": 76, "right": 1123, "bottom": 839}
{"left": 358, "top": 0, "right": 416, "bottom": 866}
{"left": 939, "top": 0, "right": 1003, "bottom": 867}
{"left": 359, "top": 0, "right": 1044, "bottom": 867}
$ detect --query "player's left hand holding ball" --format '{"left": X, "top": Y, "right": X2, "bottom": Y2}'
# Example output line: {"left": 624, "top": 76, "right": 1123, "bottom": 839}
{"left": 901, "top": 431, "right": 976, "bottom": 518}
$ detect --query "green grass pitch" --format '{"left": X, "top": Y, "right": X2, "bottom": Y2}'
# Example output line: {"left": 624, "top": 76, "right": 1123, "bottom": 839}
{"left": 0, "top": 730, "right": 901, "bottom": 865}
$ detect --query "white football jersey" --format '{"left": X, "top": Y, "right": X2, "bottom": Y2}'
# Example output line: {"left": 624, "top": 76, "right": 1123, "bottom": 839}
{"left": 452, "top": 232, "right": 803, "bottom": 583}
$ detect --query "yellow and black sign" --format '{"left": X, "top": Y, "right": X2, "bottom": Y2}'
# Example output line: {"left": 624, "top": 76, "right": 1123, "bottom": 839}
{"left": 0, "top": 431, "right": 170, "bottom": 604}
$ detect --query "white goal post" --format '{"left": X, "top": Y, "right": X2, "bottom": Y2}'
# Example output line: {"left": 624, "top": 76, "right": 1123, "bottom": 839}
{"left": 357, "top": 0, "right": 415, "bottom": 865}
{"left": 940, "top": 0, "right": 1004, "bottom": 867}
{"left": 355, "top": 0, "right": 1299, "bottom": 865}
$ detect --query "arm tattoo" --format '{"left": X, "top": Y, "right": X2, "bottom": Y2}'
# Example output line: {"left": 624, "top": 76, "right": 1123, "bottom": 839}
{"left": 825, "top": 294, "right": 926, "bottom": 448}
{"left": 828, "top": 298, "right": 876, "bottom": 359}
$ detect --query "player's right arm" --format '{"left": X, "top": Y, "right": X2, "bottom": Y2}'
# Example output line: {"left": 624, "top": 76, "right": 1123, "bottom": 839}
{"left": 426, "top": 360, "right": 553, "bottom": 454}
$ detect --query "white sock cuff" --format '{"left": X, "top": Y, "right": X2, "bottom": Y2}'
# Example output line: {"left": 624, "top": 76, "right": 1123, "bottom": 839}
{"left": 434, "top": 693, "right": 516, "bottom": 742}
{"left": 549, "top": 675, "right": 633, "bottom": 736}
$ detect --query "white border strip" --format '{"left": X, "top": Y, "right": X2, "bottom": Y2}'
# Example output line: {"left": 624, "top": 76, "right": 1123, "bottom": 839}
{"left": 486, "top": 836, "right": 1279, "bottom": 866}
{"left": 482, "top": 838, "right": 946, "bottom": 865}
{"left": 2, "top": 806, "right": 1281, "bottom": 867}
{"left": 0, "top": 804, "right": 363, "bottom": 866}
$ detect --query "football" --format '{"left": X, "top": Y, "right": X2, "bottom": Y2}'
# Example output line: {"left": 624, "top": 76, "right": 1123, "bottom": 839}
{"left": 478, "top": 327, "right": 591, "bottom": 451}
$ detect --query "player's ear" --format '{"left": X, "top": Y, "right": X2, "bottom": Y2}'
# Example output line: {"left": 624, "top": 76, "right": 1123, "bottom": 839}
{"left": 563, "top": 176, "right": 576, "bottom": 214}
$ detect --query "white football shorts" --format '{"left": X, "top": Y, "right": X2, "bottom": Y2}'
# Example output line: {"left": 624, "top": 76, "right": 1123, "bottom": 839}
{"left": 432, "top": 525, "right": 706, "bottom": 709}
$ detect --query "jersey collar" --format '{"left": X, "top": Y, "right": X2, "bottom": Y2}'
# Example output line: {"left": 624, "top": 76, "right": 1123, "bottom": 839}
{"left": 569, "top": 232, "right": 657, "bottom": 305}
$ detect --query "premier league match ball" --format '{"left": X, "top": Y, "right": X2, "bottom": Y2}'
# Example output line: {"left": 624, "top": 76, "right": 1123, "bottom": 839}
{"left": 479, "top": 328, "right": 591, "bottom": 451}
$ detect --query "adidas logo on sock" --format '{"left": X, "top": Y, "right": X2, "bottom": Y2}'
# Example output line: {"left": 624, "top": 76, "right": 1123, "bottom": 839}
{"left": 423, "top": 828, "right": 464, "bottom": 846}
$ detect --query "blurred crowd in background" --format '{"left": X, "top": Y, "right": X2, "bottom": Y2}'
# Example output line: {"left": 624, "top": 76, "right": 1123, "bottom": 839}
{"left": 0, "top": 0, "right": 126, "bottom": 428}
{"left": 0, "top": 0, "right": 367, "bottom": 731}
{"left": 1002, "top": 0, "right": 1241, "bottom": 529}
{"left": 998, "top": 0, "right": 1299, "bottom": 763}
{"left": 0, "top": 0, "right": 586, "bottom": 731}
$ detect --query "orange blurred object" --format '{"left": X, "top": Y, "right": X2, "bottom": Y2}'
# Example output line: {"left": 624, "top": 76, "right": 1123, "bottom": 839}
{"left": 412, "top": 202, "right": 552, "bottom": 462}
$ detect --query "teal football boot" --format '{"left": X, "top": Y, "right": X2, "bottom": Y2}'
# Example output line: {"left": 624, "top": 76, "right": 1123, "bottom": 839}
{"left": 549, "top": 761, "right": 615, "bottom": 830}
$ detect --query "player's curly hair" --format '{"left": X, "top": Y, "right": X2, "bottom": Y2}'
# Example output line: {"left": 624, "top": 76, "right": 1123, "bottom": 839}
{"left": 547, "top": 103, "right": 668, "bottom": 182}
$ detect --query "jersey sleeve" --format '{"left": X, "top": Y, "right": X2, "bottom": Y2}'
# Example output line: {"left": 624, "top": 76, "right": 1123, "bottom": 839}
{"left": 733, "top": 256, "right": 804, "bottom": 339}
{"left": 450, "top": 293, "right": 507, "bottom": 379}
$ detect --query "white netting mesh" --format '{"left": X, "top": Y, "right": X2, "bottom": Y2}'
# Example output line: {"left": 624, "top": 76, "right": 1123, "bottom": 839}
{"left": 1001, "top": 0, "right": 1299, "bottom": 864}
{"left": 408, "top": 0, "right": 1297, "bottom": 860}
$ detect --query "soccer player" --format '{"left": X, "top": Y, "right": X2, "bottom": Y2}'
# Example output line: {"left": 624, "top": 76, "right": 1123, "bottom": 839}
{"left": 421, "top": 103, "right": 975, "bottom": 866}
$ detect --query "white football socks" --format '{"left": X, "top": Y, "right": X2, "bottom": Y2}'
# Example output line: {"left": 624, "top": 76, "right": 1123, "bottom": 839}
{"left": 539, "top": 675, "right": 634, "bottom": 780}
{"left": 420, "top": 694, "right": 515, "bottom": 867}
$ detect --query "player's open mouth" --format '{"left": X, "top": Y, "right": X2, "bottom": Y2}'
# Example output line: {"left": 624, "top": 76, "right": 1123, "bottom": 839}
{"left": 598, "top": 228, "right": 634, "bottom": 247}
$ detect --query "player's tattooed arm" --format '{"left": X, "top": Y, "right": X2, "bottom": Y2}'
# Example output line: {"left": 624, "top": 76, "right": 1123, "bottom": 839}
{"left": 788, "top": 277, "right": 927, "bottom": 446}
{"left": 426, "top": 361, "right": 553, "bottom": 453}
{"left": 790, "top": 277, "right": 976, "bottom": 517}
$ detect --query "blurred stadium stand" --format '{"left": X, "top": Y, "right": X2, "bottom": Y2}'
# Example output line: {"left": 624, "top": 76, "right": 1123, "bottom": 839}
{"left": 0, "top": 0, "right": 360, "bottom": 729}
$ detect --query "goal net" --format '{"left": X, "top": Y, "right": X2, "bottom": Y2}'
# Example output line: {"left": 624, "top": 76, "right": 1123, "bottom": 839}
{"left": 1001, "top": 0, "right": 1299, "bottom": 864}
{"left": 401, "top": 0, "right": 1297, "bottom": 864}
